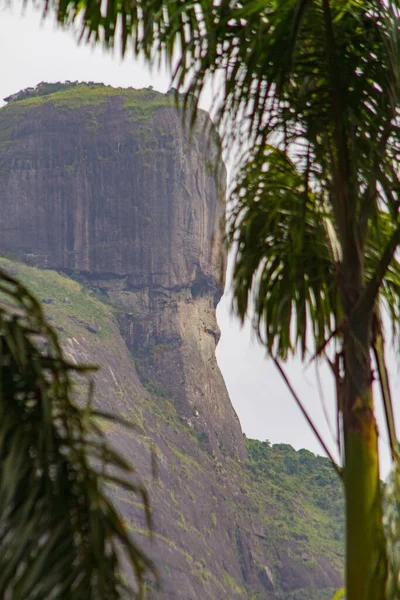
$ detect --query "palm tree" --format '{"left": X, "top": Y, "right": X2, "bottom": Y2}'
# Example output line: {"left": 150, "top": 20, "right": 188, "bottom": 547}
{"left": 0, "top": 267, "right": 156, "bottom": 598}
{"left": 10, "top": 0, "right": 400, "bottom": 597}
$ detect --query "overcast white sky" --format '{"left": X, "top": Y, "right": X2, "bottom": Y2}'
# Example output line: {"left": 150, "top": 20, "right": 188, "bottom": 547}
{"left": 1, "top": 4, "right": 399, "bottom": 474}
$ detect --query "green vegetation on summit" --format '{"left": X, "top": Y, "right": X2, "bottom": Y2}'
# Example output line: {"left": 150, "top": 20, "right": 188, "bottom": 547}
{"left": 2, "top": 81, "right": 177, "bottom": 118}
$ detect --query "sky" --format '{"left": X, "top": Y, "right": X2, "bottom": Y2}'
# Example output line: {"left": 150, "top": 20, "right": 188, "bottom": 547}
{"left": 1, "top": 4, "right": 399, "bottom": 475}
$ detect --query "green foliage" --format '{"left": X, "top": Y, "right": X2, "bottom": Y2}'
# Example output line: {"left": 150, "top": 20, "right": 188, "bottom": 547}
{"left": 279, "top": 589, "right": 339, "bottom": 600}
{"left": 3, "top": 82, "right": 177, "bottom": 117}
{"left": 221, "top": 570, "right": 246, "bottom": 596}
{"left": 168, "top": 444, "right": 206, "bottom": 474}
{"left": 246, "top": 440, "right": 343, "bottom": 525}
{"left": 331, "top": 589, "right": 345, "bottom": 600}
{"left": 0, "top": 257, "right": 114, "bottom": 338}
{"left": 229, "top": 147, "right": 339, "bottom": 358}
{"left": 194, "top": 431, "right": 209, "bottom": 444}
{"left": 134, "top": 359, "right": 172, "bottom": 399}
{"left": 243, "top": 438, "right": 344, "bottom": 579}
{"left": 4, "top": 80, "right": 82, "bottom": 102}
{"left": 0, "top": 267, "right": 156, "bottom": 598}
{"left": 384, "top": 458, "right": 400, "bottom": 599}
{"left": 218, "top": 440, "right": 227, "bottom": 455}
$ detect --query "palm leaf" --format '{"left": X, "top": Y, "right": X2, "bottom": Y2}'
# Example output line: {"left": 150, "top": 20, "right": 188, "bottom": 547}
{"left": 0, "top": 267, "right": 157, "bottom": 599}
{"left": 228, "top": 145, "right": 339, "bottom": 359}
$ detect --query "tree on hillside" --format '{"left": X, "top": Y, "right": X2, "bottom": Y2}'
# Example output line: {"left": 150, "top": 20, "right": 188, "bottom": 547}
{"left": 32, "top": 0, "right": 400, "bottom": 598}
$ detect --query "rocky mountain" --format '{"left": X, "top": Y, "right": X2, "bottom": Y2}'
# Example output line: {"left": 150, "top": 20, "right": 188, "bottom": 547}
{"left": 0, "top": 83, "right": 344, "bottom": 599}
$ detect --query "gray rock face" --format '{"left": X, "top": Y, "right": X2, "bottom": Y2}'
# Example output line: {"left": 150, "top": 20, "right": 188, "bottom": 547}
{"left": 0, "top": 85, "right": 344, "bottom": 598}
{"left": 0, "top": 90, "right": 222, "bottom": 285}
{"left": 0, "top": 84, "right": 243, "bottom": 458}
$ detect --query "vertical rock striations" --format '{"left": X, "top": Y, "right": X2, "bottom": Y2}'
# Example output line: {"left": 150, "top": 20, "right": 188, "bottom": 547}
{"left": 0, "top": 83, "right": 244, "bottom": 458}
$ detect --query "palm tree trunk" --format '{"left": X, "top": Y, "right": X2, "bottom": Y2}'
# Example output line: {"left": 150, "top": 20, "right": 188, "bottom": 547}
{"left": 342, "top": 317, "right": 387, "bottom": 599}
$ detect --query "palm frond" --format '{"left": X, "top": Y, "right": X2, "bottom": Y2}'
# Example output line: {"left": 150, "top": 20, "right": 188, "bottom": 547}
{"left": 229, "top": 143, "right": 400, "bottom": 360}
{"left": 228, "top": 145, "right": 339, "bottom": 359}
{"left": 365, "top": 212, "right": 400, "bottom": 343}
{"left": 0, "top": 268, "right": 156, "bottom": 599}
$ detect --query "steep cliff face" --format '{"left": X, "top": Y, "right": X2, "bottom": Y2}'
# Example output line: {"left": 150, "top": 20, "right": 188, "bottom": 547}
{"left": 0, "top": 83, "right": 344, "bottom": 598}
{"left": 0, "top": 256, "right": 344, "bottom": 600}
{"left": 0, "top": 83, "right": 242, "bottom": 459}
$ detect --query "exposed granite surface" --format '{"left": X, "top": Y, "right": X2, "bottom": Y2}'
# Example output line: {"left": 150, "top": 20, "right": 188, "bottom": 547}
{"left": 0, "top": 84, "right": 242, "bottom": 458}
{"left": 0, "top": 84, "right": 344, "bottom": 598}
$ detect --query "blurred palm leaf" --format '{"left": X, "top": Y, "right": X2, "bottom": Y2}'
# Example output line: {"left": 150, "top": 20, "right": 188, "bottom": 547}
{"left": 229, "top": 146, "right": 339, "bottom": 359}
{"left": 228, "top": 145, "right": 400, "bottom": 360}
{"left": 0, "top": 267, "right": 156, "bottom": 599}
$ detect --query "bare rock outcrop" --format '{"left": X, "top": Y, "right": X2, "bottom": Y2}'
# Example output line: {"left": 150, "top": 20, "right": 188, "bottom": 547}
{"left": 0, "top": 83, "right": 243, "bottom": 458}
{"left": 0, "top": 84, "right": 344, "bottom": 598}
